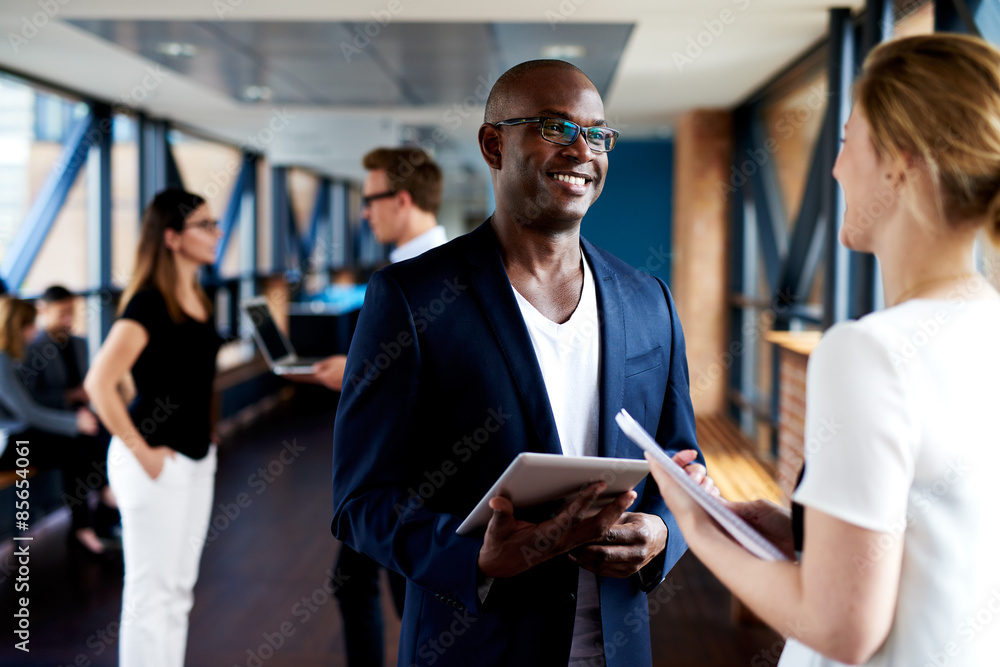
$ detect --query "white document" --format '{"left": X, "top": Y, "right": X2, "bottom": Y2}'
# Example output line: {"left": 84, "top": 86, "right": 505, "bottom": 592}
{"left": 615, "top": 409, "right": 789, "bottom": 561}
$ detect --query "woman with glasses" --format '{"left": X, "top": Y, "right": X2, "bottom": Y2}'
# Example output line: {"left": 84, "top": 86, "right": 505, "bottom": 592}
{"left": 85, "top": 189, "right": 223, "bottom": 667}
{"left": 646, "top": 34, "right": 1000, "bottom": 666}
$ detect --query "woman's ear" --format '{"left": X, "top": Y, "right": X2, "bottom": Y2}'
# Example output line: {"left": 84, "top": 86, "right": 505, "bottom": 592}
{"left": 163, "top": 228, "right": 182, "bottom": 252}
{"left": 882, "top": 153, "right": 911, "bottom": 191}
{"left": 479, "top": 123, "right": 503, "bottom": 170}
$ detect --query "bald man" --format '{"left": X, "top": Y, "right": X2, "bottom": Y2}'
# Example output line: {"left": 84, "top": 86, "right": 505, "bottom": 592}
{"left": 332, "top": 60, "right": 702, "bottom": 667}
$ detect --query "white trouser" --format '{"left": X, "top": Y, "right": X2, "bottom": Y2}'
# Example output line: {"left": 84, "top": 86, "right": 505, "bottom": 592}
{"left": 107, "top": 436, "right": 216, "bottom": 667}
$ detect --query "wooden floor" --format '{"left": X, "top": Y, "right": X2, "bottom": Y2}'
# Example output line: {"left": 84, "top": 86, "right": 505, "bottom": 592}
{"left": 0, "top": 397, "right": 782, "bottom": 666}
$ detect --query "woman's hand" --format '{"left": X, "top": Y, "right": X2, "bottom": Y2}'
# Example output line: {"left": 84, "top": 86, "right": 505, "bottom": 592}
{"left": 76, "top": 408, "right": 99, "bottom": 435}
{"left": 723, "top": 499, "right": 796, "bottom": 559}
{"left": 133, "top": 444, "right": 176, "bottom": 480}
{"left": 645, "top": 450, "right": 719, "bottom": 531}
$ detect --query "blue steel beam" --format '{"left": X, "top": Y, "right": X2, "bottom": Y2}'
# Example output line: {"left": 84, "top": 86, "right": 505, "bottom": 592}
{"left": 739, "top": 109, "right": 783, "bottom": 293}
{"left": 776, "top": 105, "right": 829, "bottom": 313}
{"left": 304, "top": 178, "right": 331, "bottom": 264}
{"left": 87, "top": 104, "right": 114, "bottom": 342}
{"left": 823, "top": 8, "right": 855, "bottom": 329}
{"left": 166, "top": 142, "right": 185, "bottom": 190}
{"left": 271, "top": 166, "right": 290, "bottom": 272}
{"left": 138, "top": 114, "right": 167, "bottom": 214}
{"left": 214, "top": 153, "right": 257, "bottom": 270}
{"left": 1, "top": 111, "right": 103, "bottom": 292}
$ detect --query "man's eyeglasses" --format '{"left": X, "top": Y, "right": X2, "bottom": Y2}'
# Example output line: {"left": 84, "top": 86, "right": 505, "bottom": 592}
{"left": 184, "top": 220, "right": 220, "bottom": 233}
{"left": 361, "top": 190, "right": 397, "bottom": 208}
{"left": 492, "top": 117, "right": 620, "bottom": 153}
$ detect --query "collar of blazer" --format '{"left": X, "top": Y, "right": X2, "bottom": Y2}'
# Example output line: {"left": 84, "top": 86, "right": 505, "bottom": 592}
{"left": 461, "top": 218, "right": 627, "bottom": 460}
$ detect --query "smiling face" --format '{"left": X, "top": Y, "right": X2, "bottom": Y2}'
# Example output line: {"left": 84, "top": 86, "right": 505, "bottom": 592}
{"left": 487, "top": 67, "right": 608, "bottom": 231}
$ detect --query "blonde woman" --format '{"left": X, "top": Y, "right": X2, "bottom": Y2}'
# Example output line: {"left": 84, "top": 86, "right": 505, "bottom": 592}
{"left": 648, "top": 34, "right": 1000, "bottom": 666}
{"left": 85, "top": 189, "right": 222, "bottom": 667}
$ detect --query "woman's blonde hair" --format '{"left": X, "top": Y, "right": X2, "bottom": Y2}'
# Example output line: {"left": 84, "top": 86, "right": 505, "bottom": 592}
{"left": 856, "top": 33, "right": 1000, "bottom": 246}
{"left": 119, "top": 189, "right": 212, "bottom": 322}
{"left": 0, "top": 297, "right": 37, "bottom": 360}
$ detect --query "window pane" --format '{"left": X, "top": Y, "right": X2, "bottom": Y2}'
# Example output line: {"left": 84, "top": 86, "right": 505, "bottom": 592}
{"left": 0, "top": 73, "right": 88, "bottom": 290}
{"left": 0, "top": 74, "right": 33, "bottom": 270}
{"left": 289, "top": 167, "right": 318, "bottom": 281}
{"left": 761, "top": 70, "right": 828, "bottom": 229}
{"left": 896, "top": 1, "right": 934, "bottom": 36}
{"left": 170, "top": 129, "right": 241, "bottom": 275}
{"left": 20, "top": 97, "right": 90, "bottom": 295}
{"left": 112, "top": 114, "right": 139, "bottom": 288}
{"left": 22, "top": 166, "right": 88, "bottom": 295}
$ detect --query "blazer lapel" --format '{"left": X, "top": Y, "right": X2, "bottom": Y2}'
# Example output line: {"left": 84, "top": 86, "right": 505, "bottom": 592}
{"left": 583, "top": 239, "right": 625, "bottom": 460}
{"left": 464, "top": 221, "right": 562, "bottom": 456}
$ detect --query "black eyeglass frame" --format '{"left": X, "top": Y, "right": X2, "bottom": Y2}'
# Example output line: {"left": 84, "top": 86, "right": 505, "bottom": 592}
{"left": 361, "top": 190, "right": 398, "bottom": 208}
{"left": 492, "top": 117, "right": 620, "bottom": 153}
{"left": 183, "top": 219, "right": 220, "bottom": 233}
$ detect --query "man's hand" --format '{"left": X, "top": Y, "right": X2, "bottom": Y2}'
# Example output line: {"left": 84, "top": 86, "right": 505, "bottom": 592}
{"left": 66, "top": 386, "right": 89, "bottom": 405}
{"left": 312, "top": 355, "right": 347, "bottom": 391}
{"left": 477, "top": 482, "right": 637, "bottom": 579}
{"left": 568, "top": 512, "right": 668, "bottom": 578}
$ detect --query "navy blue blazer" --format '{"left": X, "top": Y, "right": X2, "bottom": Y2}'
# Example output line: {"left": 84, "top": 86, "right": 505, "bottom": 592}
{"left": 332, "top": 220, "right": 701, "bottom": 667}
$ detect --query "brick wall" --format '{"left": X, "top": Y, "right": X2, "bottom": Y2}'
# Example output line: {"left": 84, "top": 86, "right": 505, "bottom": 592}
{"left": 776, "top": 349, "right": 808, "bottom": 498}
{"left": 672, "top": 109, "right": 733, "bottom": 415}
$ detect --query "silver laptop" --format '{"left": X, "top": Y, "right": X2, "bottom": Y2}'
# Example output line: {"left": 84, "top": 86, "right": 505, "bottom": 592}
{"left": 242, "top": 297, "right": 324, "bottom": 375}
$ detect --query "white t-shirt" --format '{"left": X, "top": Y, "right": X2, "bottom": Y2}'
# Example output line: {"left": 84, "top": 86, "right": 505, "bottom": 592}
{"left": 512, "top": 255, "right": 604, "bottom": 665}
{"left": 780, "top": 298, "right": 1000, "bottom": 667}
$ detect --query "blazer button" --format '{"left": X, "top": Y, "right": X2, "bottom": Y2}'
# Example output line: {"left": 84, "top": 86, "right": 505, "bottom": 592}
{"left": 566, "top": 592, "right": 577, "bottom": 606}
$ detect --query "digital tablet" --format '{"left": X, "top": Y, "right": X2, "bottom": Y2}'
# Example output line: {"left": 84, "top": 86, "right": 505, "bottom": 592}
{"left": 455, "top": 452, "right": 651, "bottom": 535}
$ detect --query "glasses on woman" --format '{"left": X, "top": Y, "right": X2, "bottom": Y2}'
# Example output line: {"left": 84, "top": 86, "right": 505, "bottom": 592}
{"left": 184, "top": 220, "right": 220, "bottom": 233}
{"left": 492, "top": 117, "right": 620, "bottom": 153}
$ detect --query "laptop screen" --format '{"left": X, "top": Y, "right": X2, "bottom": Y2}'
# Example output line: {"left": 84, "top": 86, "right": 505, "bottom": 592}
{"left": 245, "top": 302, "right": 293, "bottom": 362}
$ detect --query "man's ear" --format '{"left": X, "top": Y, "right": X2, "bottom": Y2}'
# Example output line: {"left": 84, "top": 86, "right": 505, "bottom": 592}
{"left": 479, "top": 123, "right": 502, "bottom": 170}
{"left": 396, "top": 189, "right": 413, "bottom": 209}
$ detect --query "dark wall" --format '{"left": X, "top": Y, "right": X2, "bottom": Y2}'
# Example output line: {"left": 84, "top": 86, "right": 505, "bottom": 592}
{"left": 582, "top": 139, "right": 673, "bottom": 286}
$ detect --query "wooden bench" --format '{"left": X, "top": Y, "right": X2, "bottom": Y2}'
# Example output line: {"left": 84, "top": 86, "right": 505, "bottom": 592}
{"left": 695, "top": 415, "right": 784, "bottom": 505}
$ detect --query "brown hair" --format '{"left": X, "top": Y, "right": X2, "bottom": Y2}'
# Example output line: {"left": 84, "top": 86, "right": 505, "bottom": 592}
{"left": 119, "top": 189, "right": 213, "bottom": 322}
{"left": 0, "top": 297, "right": 37, "bottom": 360}
{"left": 362, "top": 147, "right": 443, "bottom": 215}
{"left": 856, "top": 34, "right": 1000, "bottom": 246}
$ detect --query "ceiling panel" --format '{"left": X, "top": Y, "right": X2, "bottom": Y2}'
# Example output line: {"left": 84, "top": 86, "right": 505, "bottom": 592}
{"left": 492, "top": 22, "right": 634, "bottom": 96}
{"left": 66, "top": 20, "right": 630, "bottom": 109}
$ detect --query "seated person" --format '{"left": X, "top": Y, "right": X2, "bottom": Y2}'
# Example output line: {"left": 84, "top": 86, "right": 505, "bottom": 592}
{"left": 0, "top": 296, "right": 111, "bottom": 555}
{"left": 23, "top": 285, "right": 119, "bottom": 540}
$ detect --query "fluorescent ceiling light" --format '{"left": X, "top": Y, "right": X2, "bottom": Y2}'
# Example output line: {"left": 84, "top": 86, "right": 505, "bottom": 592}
{"left": 539, "top": 44, "right": 586, "bottom": 59}
{"left": 156, "top": 42, "right": 197, "bottom": 58}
